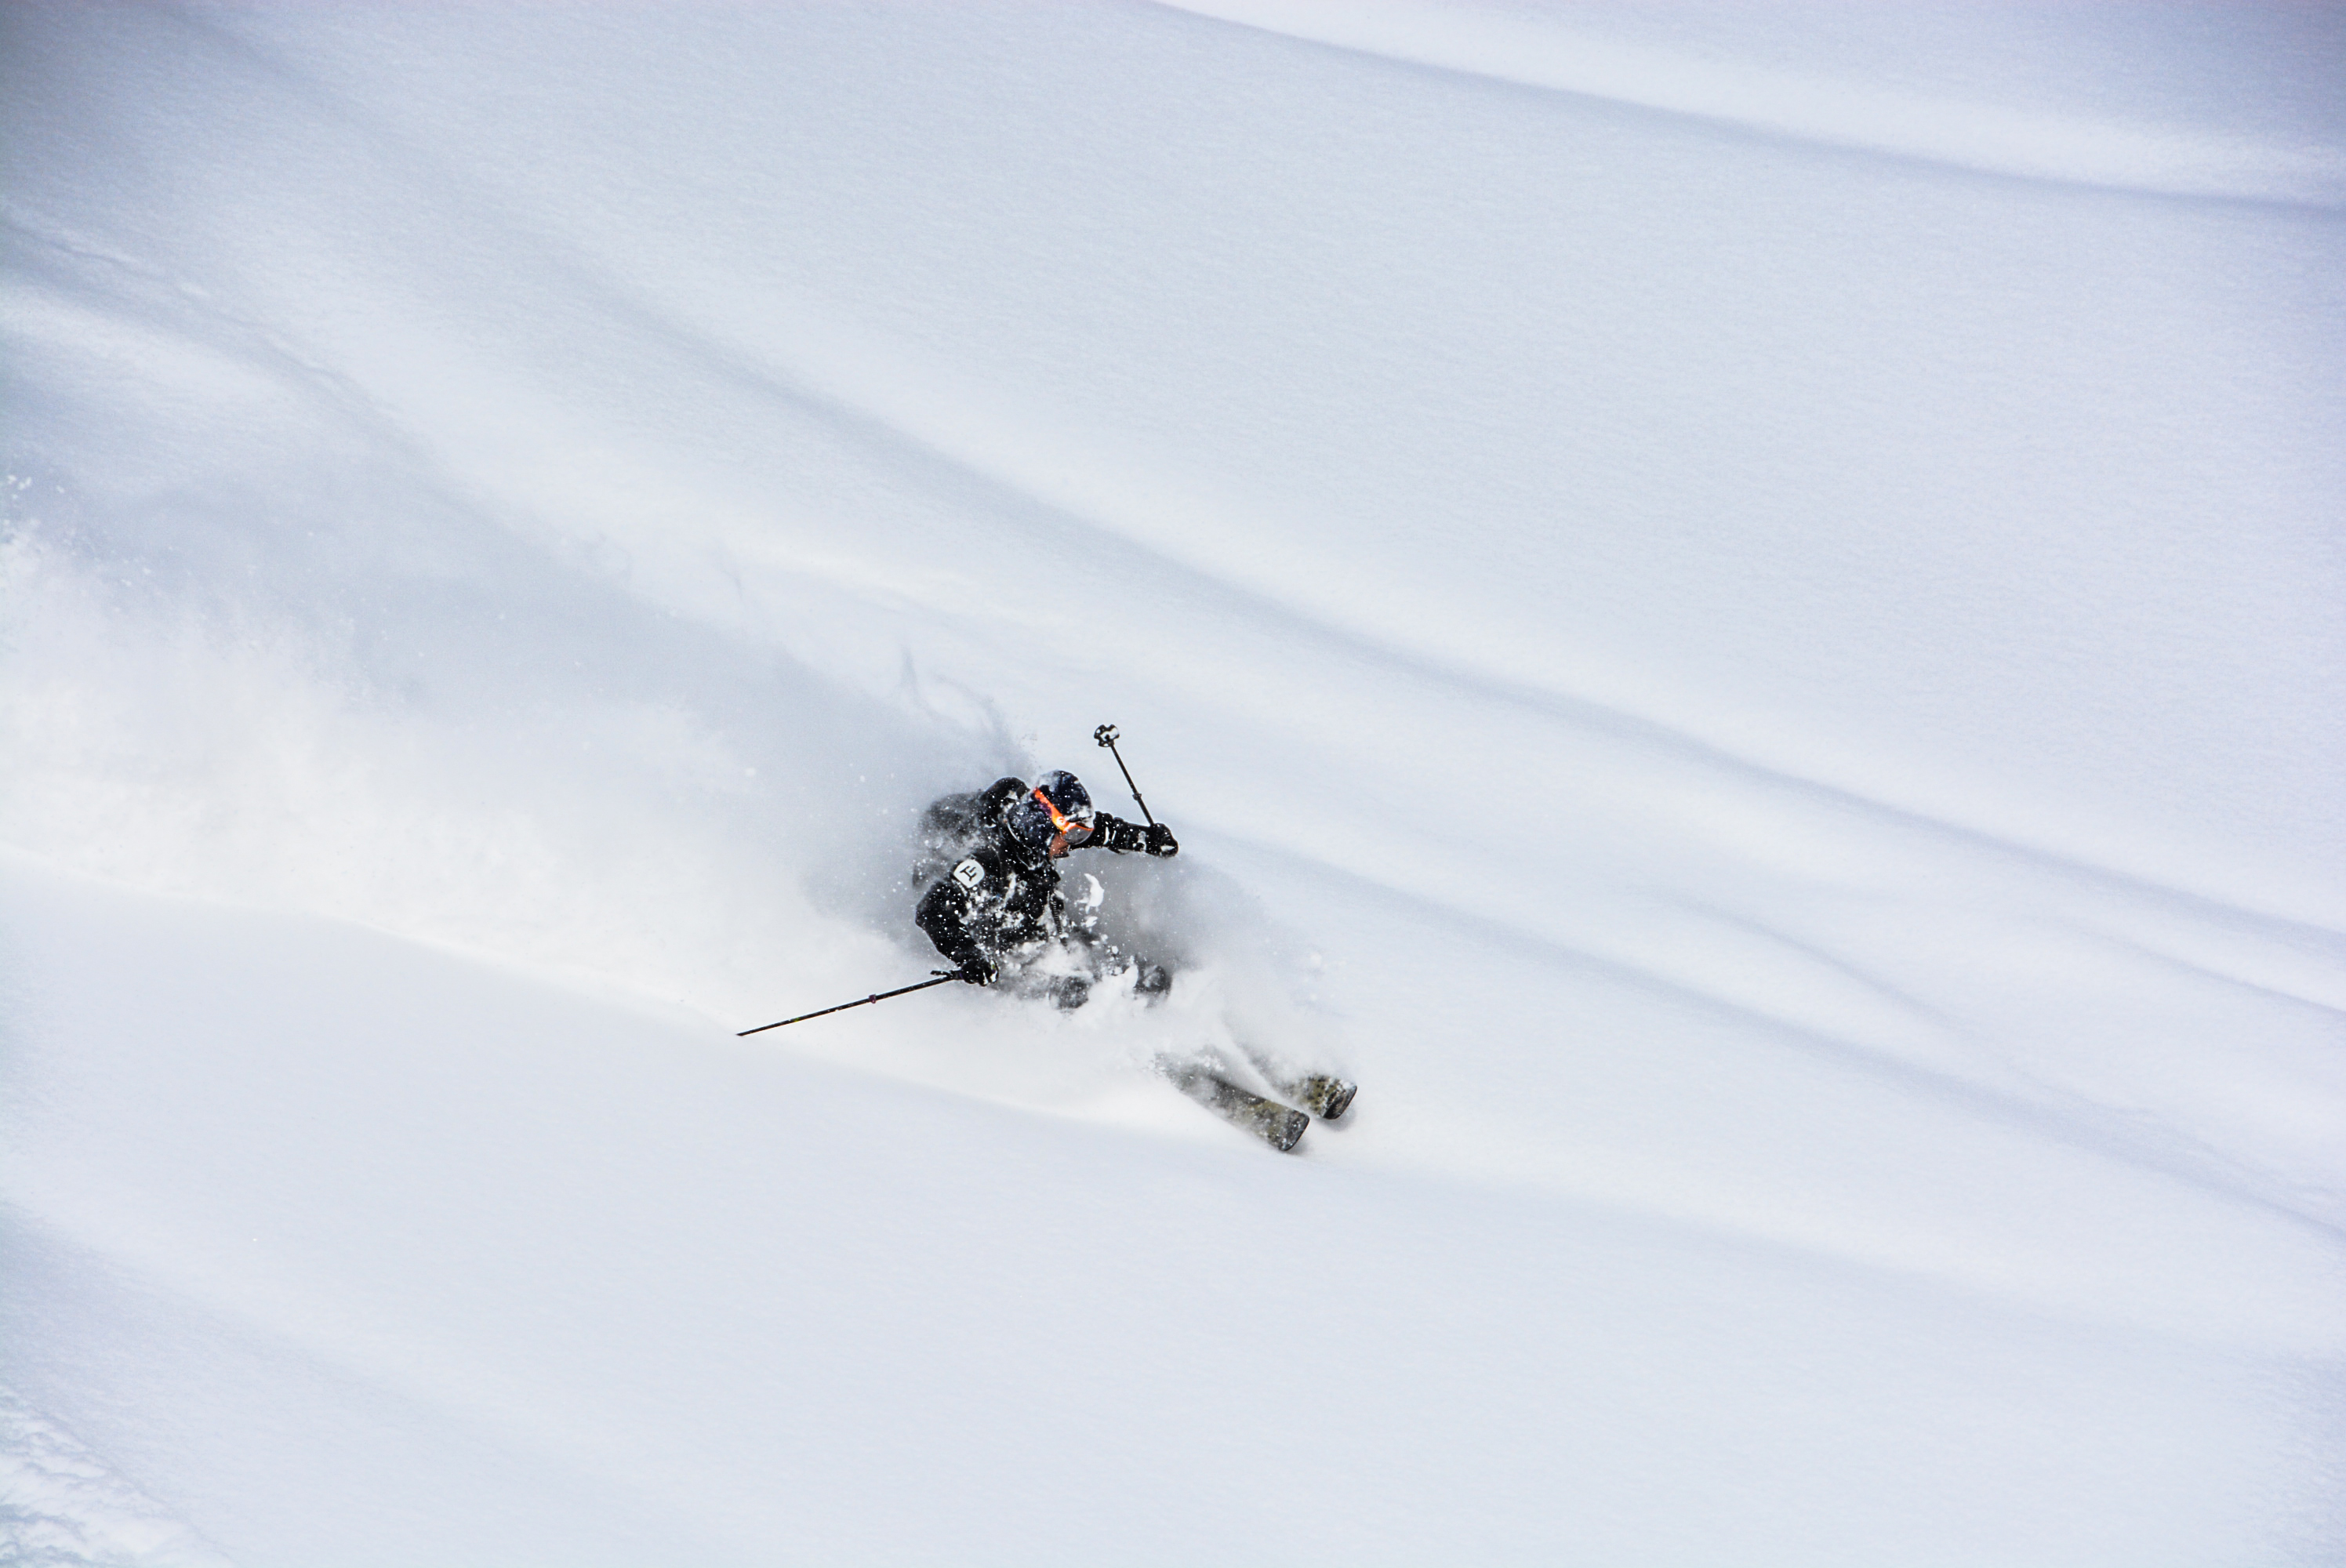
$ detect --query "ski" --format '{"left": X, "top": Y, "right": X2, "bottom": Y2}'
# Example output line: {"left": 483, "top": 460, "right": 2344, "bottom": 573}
{"left": 1275, "top": 1073, "right": 1356, "bottom": 1122}
{"left": 1159, "top": 1059, "right": 1309, "bottom": 1152}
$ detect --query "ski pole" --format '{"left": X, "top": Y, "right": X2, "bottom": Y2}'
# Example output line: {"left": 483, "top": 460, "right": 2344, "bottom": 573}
{"left": 738, "top": 971, "right": 959, "bottom": 1036}
{"left": 1092, "top": 724, "right": 1156, "bottom": 827}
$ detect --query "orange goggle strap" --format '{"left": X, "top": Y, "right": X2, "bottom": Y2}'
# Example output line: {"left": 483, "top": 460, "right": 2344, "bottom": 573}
{"left": 1033, "top": 786, "right": 1093, "bottom": 840}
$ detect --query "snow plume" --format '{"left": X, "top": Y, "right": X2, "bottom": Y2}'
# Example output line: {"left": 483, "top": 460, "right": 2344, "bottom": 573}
{"left": 0, "top": 465, "right": 981, "bottom": 1021}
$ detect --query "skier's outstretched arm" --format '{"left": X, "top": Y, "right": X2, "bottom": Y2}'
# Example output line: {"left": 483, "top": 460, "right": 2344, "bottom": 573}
{"left": 1087, "top": 813, "right": 1178, "bottom": 858}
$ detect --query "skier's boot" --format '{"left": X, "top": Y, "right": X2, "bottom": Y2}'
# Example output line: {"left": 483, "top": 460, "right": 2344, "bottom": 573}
{"left": 1284, "top": 1073, "right": 1357, "bottom": 1121}
{"left": 1134, "top": 961, "right": 1172, "bottom": 1002}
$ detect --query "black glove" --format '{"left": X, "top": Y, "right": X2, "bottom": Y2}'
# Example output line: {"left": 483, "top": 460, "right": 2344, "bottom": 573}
{"left": 955, "top": 956, "right": 997, "bottom": 985}
{"left": 1143, "top": 822, "right": 1179, "bottom": 858}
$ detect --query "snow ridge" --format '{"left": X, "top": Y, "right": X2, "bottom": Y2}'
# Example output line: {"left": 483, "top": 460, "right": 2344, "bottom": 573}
{"left": 1160, "top": 0, "right": 2346, "bottom": 206}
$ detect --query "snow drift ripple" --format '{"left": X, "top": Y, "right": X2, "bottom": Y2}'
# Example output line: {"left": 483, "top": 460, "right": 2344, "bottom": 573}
{"left": 1161, "top": 0, "right": 2346, "bottom": 209}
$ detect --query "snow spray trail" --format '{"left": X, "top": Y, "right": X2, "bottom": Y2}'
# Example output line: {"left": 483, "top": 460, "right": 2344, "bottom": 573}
{"left": 0, "top": 1385, "right": 234, "bottom": 1568}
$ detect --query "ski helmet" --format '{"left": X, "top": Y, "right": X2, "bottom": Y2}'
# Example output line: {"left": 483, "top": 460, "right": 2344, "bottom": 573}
{"left": 1008, "top": 769, "right": 1096, "bottom": 855}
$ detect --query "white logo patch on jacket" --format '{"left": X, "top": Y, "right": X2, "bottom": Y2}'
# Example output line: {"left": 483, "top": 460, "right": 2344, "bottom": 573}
{"left": 952, "top": 858, "right": 985, "bottom": 891}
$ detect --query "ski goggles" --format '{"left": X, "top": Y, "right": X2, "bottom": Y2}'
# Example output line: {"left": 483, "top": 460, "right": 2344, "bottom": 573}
{"left": 1033, "top": 787, "right": 1095, "bottom": 848}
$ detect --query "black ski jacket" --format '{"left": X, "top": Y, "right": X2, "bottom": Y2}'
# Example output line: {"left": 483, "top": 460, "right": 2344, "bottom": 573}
{"left": 913, "top": 776, "right": 1153, "bottom": 973}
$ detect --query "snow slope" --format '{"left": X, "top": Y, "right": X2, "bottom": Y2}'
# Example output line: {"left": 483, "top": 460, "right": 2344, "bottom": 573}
{"left": 4, "top": 2, "right": 2342, "bottom": 1563}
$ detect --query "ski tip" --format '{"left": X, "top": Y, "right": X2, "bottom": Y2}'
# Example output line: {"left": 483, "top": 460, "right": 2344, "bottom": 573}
{"left": 1271, "top": 1109, "right": 1309, "bottom": 1152}
{"left": 1281, "top": 1073, "right": 1356, "bottom": 1122}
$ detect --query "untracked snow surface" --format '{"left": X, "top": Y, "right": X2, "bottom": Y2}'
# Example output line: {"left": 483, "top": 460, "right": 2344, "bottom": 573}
{"left": 4, "top": 3, "right": 2344, "bottom": 1563}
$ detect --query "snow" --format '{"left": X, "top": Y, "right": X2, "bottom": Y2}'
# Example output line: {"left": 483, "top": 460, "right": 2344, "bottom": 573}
{"left": 3, "top": 2, "right": 2341, "bottom": 1563}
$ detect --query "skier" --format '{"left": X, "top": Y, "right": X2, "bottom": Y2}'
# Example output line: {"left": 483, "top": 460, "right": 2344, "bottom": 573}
{"left": 914, "top": 770, "right": 1179, "bottom": 1009}
{"left": 910, "top": 763, "right": 1356, "bottom": 1149}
